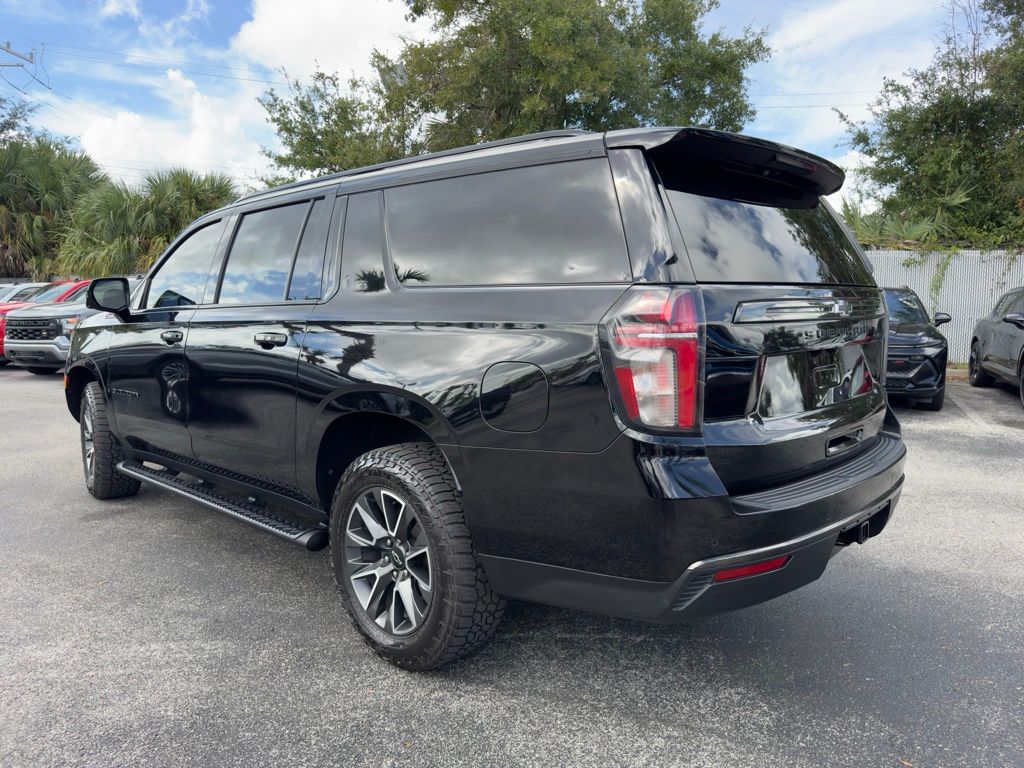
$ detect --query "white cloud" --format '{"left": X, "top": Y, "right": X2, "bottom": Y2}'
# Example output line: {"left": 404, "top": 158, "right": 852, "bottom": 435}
{"left": 825, "top": 149, "right": 875, "bottom": 211}
{"left": 32, "top": 68, "right": 273, "bottom": 191}
{"left": 99, "top": 0, "right": 140, "bottom": 19}
{"left": 749, "top": 0, "right": 940, "bottom": 153}
{"left": 770, "top": 0, "right": 934, "bottom": 59}
{"left": 230, "top": 0, "right": 431, "bottom": 80}
{"left": 27, "top": 1, "right": 430, "bottom": 190}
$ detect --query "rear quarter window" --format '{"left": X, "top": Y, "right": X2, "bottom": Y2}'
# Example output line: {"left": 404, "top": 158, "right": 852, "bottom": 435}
{"left": 666, "top": 190, "right": 873, "bottom": 286}
{"left": 384, "top": 159, "right": 630, "bottom": 286}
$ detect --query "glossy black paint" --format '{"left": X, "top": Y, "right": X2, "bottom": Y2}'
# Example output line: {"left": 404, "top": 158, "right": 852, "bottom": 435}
{"left": 882, "top": 287, "right": 949, "bottom": 404}
{"left": 972, "top": 287, "right": 1024, "bottom": 387}
{"left": 65, "top": 127, "right": 906, "bottom": 619}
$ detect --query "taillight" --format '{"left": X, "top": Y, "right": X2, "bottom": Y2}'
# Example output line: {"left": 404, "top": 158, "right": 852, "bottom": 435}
{"left": 602, "top": 286, "right": 704, "bottom": 431}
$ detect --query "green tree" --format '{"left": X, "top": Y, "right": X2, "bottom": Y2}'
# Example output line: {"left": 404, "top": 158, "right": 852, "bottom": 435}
{"left": 59, "top": 169, "right": 236, "bottom": 277}
{"left": 260, "top": 0, "right": 768, "bottom": 176}
{"left": 841, "top": 0, "right": 1024, "bottom": 246}
{"left": 0, "top": 96, "right": 36, "bottom": 145}
{"left": 0, "top": 138, "right": 103, "bottom": 278}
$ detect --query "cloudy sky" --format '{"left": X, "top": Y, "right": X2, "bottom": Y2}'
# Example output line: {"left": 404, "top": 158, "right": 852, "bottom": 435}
{"left": 0, "top": 0, "right": 947, "bottom": 199}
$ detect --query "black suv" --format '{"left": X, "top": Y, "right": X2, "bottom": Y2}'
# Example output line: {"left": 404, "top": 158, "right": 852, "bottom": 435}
{"left": 881, "top": 287, "right": 950, "bottom": 410}
{"left": 969, "top": 287, "right": 1024, "bottom": 407}
{"left": 67, "top": 128, "right": 906, "bottom": 670}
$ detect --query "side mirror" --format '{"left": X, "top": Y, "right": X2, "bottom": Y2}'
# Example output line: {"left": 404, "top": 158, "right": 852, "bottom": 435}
{"left": 86, "top": 277, "right": 132, "bottom": 322}
{"left": 1003, "top": 312, "right": 1024, "bottom": 329}
{"left": 933, "top": 312, "right": 951, "bottom": 326}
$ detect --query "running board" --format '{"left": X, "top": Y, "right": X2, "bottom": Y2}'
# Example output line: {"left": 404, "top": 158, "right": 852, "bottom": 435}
{"left": 116, "top": 461, "right": 328, "bottom": 551}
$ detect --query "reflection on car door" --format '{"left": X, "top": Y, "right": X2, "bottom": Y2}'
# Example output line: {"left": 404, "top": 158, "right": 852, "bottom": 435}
{"left": 991, "top": 291, "right": 1023, "bottom": 376}
{"left": 185, "top": 194, "right": 337, "bottom": 490}
{"left": 106, "top": 219, "right": 228, "bottom": 458}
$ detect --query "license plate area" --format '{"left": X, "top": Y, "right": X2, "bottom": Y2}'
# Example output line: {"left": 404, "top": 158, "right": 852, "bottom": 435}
{"left": 757, "top": 346, "right": 874, "bottom": 418}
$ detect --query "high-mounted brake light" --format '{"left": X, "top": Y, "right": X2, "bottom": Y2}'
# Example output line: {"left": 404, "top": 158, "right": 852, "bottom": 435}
{"left": 603, "top": 287, "right": 703, "bottom": 430}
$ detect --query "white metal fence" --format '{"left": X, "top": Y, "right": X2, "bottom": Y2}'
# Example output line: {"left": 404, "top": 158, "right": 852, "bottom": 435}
{"left": 866, "top": 250, "right": 1024, "bottom": 363}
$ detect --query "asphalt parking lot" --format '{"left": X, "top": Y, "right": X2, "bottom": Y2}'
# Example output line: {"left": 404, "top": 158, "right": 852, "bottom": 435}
{"left": 1, "top": 368, "right": 1022, "bottom": 768}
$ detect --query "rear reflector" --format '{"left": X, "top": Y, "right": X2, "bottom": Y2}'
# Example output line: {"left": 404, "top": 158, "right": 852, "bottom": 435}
{"left": 712, "top": 555, "right": 790, "bottom": 583}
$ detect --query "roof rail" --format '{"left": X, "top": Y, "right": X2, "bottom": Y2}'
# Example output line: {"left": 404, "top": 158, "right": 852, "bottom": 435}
{"left": 237, "top": 129, "right": 594, "bottom": 203}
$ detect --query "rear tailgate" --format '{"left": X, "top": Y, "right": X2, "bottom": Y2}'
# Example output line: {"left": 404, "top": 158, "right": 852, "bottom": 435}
{"left": 647, "top": 129, "right": 890, "bottom": 494}
{"left": 699, "top": 284, "right": 887, "bottom": 493}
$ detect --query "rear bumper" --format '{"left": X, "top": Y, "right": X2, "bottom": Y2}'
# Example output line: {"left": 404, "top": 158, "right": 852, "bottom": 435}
{"left": 3, "top": 339, "right": 69, "bottom": 368}
{"left": 480, "top": 433, "right": 905, "bottom": 622}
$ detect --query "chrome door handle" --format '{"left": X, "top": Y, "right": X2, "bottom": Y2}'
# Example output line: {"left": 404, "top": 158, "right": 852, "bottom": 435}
{"left": 254, "top": 332, "right": 288, "bottom": 349}
{"left": 160, "top": 329, "right": 183, "bottom": 344}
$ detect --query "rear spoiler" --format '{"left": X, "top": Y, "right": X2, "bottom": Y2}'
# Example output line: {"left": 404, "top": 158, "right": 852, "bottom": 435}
{"left": 605, "top": 127, "right": 844, "bottom": 207}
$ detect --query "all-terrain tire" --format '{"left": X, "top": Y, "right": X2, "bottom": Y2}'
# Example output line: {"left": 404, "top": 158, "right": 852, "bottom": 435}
{"left": 330, "top": 442, "right": 505, "bottom": 670}
{"left": 81, "top": 382, "right": 141, "bottom": 499}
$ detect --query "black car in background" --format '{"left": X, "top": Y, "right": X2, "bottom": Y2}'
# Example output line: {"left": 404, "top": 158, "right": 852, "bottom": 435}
{"left": 881, "top": 287, "right": 950, "bottom": 410}
{"left": 65, "top": 128, "right": 906, "bottom": 670}
{"left": 969, "top": 287, "right": 1024, "bottom": 408}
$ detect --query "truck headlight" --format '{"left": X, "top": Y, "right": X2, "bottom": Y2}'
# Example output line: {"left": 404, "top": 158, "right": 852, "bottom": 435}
{"left": 60, "top": 315, "right": 81, "bottom": 336}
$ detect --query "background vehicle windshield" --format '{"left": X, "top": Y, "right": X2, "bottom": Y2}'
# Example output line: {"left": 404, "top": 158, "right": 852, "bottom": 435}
{"left": 24, "top": 283, "right": 71, "bottom": 304}
{"left": 7, "top": 285, "right": 48, "bottom": 302}
{"left": 884, "top": 289, "right": 929, "bottom": 325}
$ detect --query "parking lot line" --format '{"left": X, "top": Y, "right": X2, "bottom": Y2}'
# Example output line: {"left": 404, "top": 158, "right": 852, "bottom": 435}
{"left": 947, "top": 389, "right": 991, "bottom": 431}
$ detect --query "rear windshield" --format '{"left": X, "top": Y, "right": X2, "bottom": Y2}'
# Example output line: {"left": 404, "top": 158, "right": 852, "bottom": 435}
{"left": 666, "top": 190, "right": 873, "bottom": 286}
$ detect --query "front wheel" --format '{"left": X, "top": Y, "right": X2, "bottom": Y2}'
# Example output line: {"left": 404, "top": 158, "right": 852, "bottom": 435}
{"left": 330, "top": 442, "right": 505, "bottom": 670}
{"left": 969, "top": 342, "right": 994, "bottom": 387}
{"left": 80, "top": 382, "right": 141, "bottom": 499}
{"left": 917, "top": 387, "right": 945, "bottom": 411}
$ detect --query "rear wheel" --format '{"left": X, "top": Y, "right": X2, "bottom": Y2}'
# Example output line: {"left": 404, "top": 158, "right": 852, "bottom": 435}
{"left": 330, "top": 442, "right": 504, "bottom": 670}
{"left": 25, "top": 366, "right": 58, "bottom": 375}
{"left": 80, "top": 382, "right": 141, "bottom": 499}
{"left": 969, "top": 342, "right": 994, "bottom": 387}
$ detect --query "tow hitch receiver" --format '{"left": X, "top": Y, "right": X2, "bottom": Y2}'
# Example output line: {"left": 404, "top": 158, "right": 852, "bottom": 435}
{"left": 838, "top": 518, "right": 872, "bottom": 546}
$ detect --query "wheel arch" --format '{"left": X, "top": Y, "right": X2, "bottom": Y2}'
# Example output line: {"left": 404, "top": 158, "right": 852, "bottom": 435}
{"left": 311, "top": 408, "right": 461, "bottom": 514}
{"left": 65, "top": 361, "right": 102, "bottom": 421}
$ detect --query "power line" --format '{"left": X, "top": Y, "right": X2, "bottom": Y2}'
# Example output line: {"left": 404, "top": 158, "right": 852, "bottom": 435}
{"left": 48, "top": 49, "right": 290, "bottom": 86}
{"left": 755, "top": 103, "right": 867, "bottom": 109}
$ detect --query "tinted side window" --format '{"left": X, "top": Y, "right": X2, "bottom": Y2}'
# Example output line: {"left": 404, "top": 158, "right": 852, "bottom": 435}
{"left": 64, "top": 284, "right": 89, "bottom": 302}
{"left": 341, "top": 192, "right": 385, "bottom": 293}
{"left": 287, "top": 198, "right": 331, "bottom": 301}
{"left": 146, "top": 221, "right": 225, "bottom": 309}
{"left": 218, "top": 203, "right": 307, "bottom": 305}
{"left": 993, "top": 294, "right": 1015, "bottom": 316}
{"left": 385, "top": 159, "right": 630, "bottom": 286}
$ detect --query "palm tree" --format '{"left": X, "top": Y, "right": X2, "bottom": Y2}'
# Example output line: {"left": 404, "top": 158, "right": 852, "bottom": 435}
{"left": 0, "top": 138, "right": 103, "bottom": 278}
{"left": 59, "top": 168, "right": 236, "bottom": 277}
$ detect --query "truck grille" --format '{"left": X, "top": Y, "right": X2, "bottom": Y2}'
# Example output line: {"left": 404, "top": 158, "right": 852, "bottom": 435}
{"left": 886, "top": 354, "right": 921, "bottom": 373}
{"left": 4, "top": 318, "right": 61, "bottom": 341}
